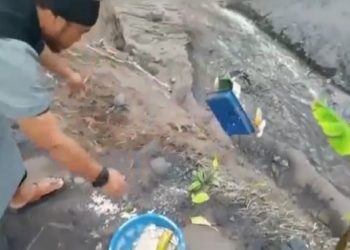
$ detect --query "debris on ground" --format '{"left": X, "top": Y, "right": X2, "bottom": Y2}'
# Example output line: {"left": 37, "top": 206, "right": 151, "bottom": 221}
{"left": 87, "top": 192, "right": 120, "bottom": 219}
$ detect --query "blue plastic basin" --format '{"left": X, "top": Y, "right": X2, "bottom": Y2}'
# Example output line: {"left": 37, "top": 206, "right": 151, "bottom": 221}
{"left": 109, "top": 213, "right": 186, "bottom": 250}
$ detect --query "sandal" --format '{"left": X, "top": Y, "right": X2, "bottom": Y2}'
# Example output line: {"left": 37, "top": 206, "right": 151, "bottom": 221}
{"left": 10, "top": 177, "right": 64, "bottom": 210}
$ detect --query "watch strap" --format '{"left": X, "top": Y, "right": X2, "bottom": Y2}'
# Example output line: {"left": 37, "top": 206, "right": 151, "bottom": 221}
{"left": 92, "top": 167, "right": 109, "bottom": 188}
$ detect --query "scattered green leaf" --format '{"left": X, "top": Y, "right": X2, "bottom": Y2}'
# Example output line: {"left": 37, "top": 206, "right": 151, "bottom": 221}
{"left": 196, "top": 170, "right": 206, "bottom": 184}
{"left": 191, "top": 192, "right": 210, "bottom": 204}
{"left": 312, "top": 101, "right": 350, "bottom": 249}
{"left": 311, "top": 100, "right": 350, "bottom": 156}
{"left": 342, "top": 212, "right": 350, "bottom": 223}
{"left": 189, "top": 180, "right": 202, "bottom": 192}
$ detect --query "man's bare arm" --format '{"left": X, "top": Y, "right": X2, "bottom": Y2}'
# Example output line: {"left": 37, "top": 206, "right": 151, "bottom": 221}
{"left": 39, "top": 45, "right": 75, "bottom": 80}
{"left": 18, "top": 111, "right": 102, "bottom": 182}
{"left": 39, "top": 45, "right": 86, "bottom": 93}
{"left": 40, "top": 45, "right": 77, "bottom": 79}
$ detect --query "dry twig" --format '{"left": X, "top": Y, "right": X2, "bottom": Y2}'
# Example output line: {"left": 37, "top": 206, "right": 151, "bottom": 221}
{"left": 86, "top": 44, "right": 171, "bottom": 99}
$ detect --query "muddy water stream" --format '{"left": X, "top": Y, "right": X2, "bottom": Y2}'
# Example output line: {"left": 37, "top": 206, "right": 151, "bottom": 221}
{"left": 184, "top": 2, "right": 350, "bottom": 195}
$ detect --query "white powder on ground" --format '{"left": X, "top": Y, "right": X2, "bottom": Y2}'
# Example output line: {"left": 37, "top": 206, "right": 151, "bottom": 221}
{"left": 87, "top": 191, "right": 120, "bottom": 216}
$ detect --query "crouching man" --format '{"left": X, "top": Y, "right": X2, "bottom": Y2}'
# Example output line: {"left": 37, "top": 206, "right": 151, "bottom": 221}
{"left": 0, "top": 0, "right": 127, "bottom": 243}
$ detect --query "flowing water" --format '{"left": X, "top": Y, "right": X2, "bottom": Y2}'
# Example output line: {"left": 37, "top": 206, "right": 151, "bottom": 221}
{"left": 185, "top": 1, "right": 350, "bottom": 195}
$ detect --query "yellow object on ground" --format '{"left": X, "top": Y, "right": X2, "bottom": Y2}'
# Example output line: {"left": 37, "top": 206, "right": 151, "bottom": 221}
{"left": 191, "top": 216, "right": 218, "bottom": 231}
{"left": 212, "top": 156, "right": 219, "bottom": 170}
{"left": 254, "top": 107, "right": 263, "bottom": 127}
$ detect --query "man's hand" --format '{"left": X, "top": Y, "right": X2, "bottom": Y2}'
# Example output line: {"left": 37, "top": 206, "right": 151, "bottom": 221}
{"left": 102, "top": 168, "right": 127, "bottom": 197}
{"left": 40, "top": 46, "right": 74, "bottom": 80}
{"left": 40, "top": 46, "right": 86, "bottom": 95}
{"left": 65, "top": 71, "right": 86, "bottom": 94}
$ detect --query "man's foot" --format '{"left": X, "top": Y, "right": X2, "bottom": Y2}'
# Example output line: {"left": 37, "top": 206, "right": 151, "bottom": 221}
{"left": 10, "top": 177, "right": 64, "bottom": 210}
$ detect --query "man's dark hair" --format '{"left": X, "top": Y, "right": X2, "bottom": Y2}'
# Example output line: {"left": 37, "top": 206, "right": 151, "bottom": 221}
{"left": 37, "top": 0, "right": 100, "bottom": 26}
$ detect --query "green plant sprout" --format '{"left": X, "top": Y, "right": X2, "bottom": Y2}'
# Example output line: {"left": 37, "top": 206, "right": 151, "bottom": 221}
{"left": 189, "top": 157, "right": 220, "bottom": 204}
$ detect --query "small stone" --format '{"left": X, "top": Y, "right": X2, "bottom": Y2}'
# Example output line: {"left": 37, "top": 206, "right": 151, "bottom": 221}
{"left": 246, "top": 239, "right": 264, "bottom": 250}
{"left": 271, "top": 163, "right": 279, "bottom": 176}
{"left": 127, "top": 55, "right": 135, "bottom": 62}
{"left": 290, "top": 195, "right": 298, "bottom": 204}
{"left": 95, "top": 242, "right": 103, "bottom": 250}
{"left": 89, "top": 231, "right": 99, "bottom": 239}
{"left": 145, "top": 64, "right": 160, "bottom": 76}
{"left": 272, "top": 95, "right": 279, "bottom": 106}
{"left": 170, "top": 77, "right": 176, "bottom": 84}
{"left": 125, "top": 44, "right": 136, "bottom": 53}
{"left": 261, "top": 164, "right": 268, "bottom": 170}
{"left": 130, "top": 48, "right": 138, "bottom": 56}
{"left": 237, "top": 156, "right": 245, "bottom": 166}
{"left": 273, "top": 155, "right": 281, "bottom": 163}
{"left": 74, "top": 176, "right": 85, "bottom": 185}
{"left": 151, "top": 157, "right": 172, "bottom": 176}
{"left": 62, "top": 172, "right": 72, "bottom": 182}
{"left": 134, "top": 141, "right": 162, "bottom": 170}
{"left": 287, "top": 238, "right": 309, "bottom": 250}
{"left": 281, "top": 159, "right": 289, "bottom": 168}
{"left": 113, "top": 93, "right": 126, "bottom": 107}
{"left": 147, "top": 9, "right": 165, "bottom": 22}
{"left": 154, "top": 57, "right": 161, "bottom": 63}
{"left": 142, "top": 140, "right": 162, "bottom": 157}
{"left": 316, "top": 210, "right": 330, "bottom": 224}
{"left": 280, "top": 243, "right": 292, "bottom": 250}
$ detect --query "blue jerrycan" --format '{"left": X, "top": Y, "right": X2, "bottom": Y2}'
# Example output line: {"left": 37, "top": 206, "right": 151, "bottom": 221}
{"left": 206, "top": 89, "right": 255, "bottom": 136}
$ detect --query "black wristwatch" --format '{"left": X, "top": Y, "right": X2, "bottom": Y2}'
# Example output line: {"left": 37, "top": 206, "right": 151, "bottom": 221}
{"left": 92, "top": 167, "right": 109, "bottom": 188}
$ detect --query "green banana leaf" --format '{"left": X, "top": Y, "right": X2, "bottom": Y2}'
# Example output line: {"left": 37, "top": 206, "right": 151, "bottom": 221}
{"left": 312, "top": 100, "right": 350, "bottom": 156}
